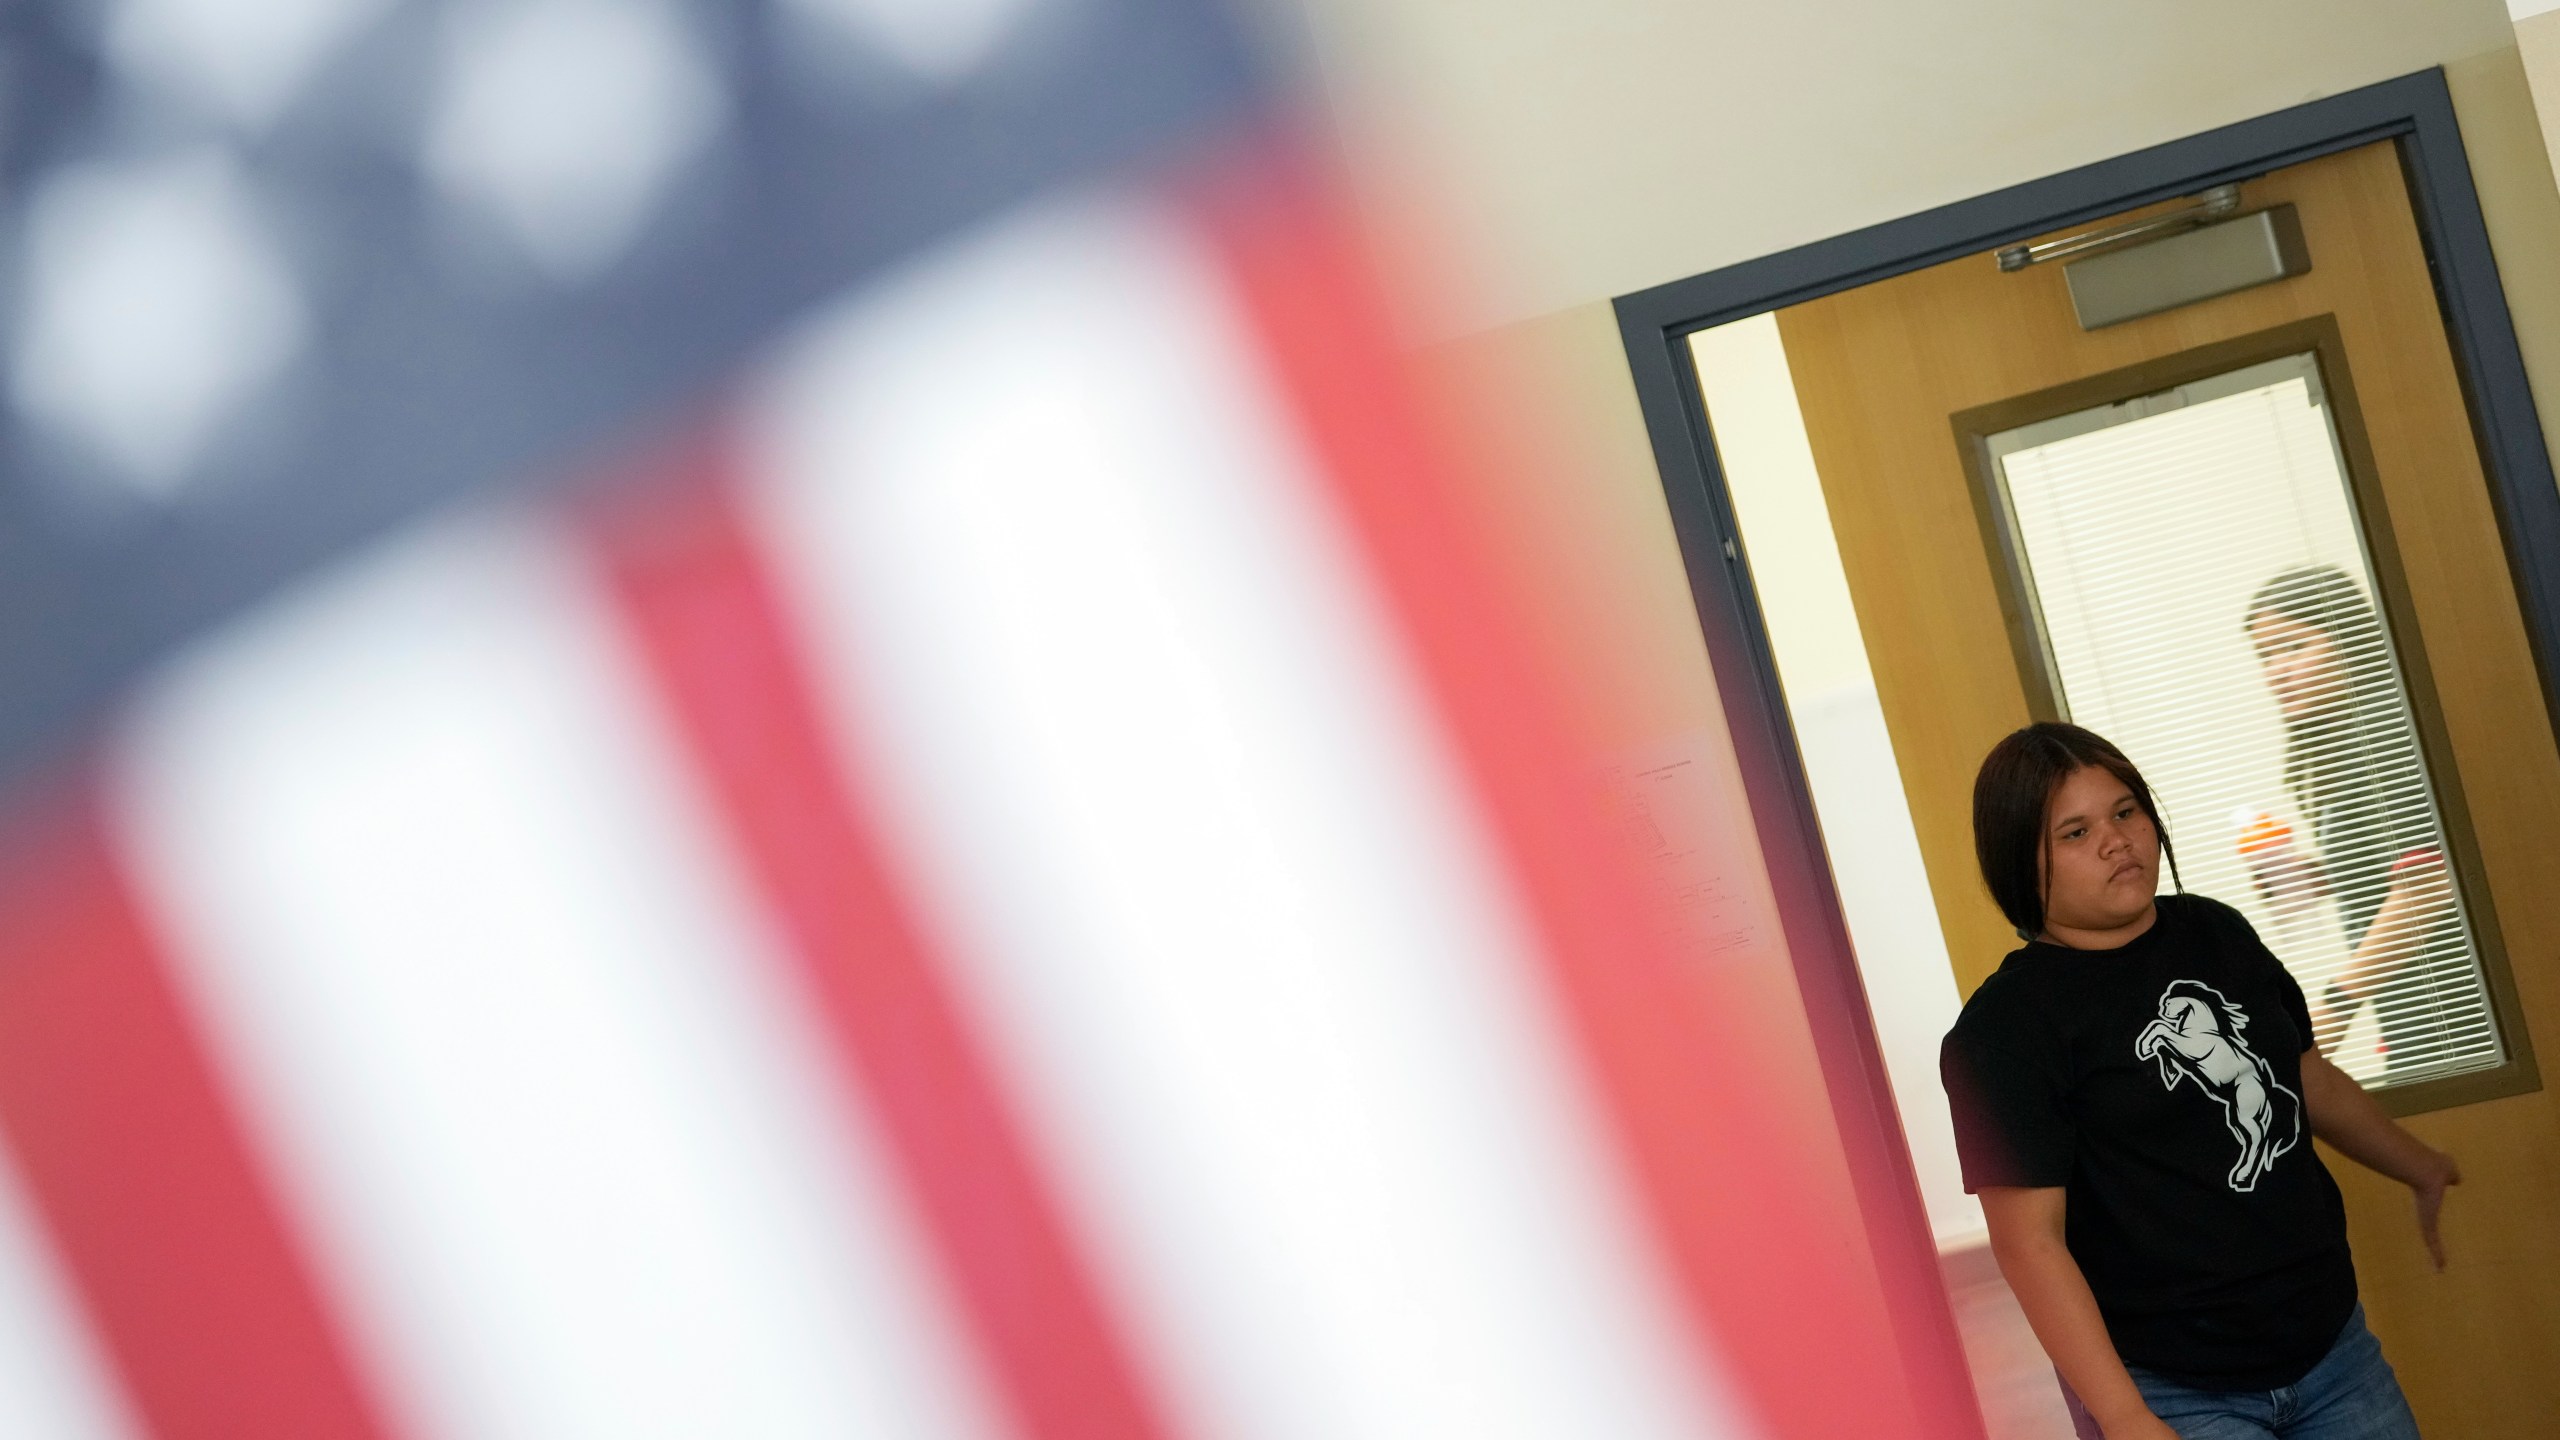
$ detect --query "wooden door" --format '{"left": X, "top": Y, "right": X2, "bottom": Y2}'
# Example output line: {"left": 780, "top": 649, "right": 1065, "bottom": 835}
{"left": 1775, "top": 140, "right": 2560, "bottom": 1437}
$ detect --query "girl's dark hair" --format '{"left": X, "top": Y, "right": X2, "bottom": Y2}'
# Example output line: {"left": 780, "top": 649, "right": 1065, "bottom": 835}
{"left": 2244, "top": 563, "right": 2380, "bottom": 648}
{"left": 2242, "top": 564, "right": 2404, "bottom": 799}
{"left": 1972, "top": 722, "right": 2181, "bottom": 940}
{"left": 2242, "top": 565, "right": 2429, "bottom": 948}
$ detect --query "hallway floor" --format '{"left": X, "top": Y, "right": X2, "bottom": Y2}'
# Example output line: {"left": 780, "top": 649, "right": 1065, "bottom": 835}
{"left": 1943, "top": 1243, "right": 2078, "bottom": 1440}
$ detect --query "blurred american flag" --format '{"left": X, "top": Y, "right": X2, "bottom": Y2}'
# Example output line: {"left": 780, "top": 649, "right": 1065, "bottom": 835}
{"left": 0, "top": 3, "right": 1932, "bottom": 1438}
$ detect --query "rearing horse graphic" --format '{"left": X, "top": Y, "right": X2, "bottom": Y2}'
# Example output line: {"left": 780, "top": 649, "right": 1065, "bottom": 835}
{"left": 2133, "top": 979, "right": 2303, "bottom": 1192}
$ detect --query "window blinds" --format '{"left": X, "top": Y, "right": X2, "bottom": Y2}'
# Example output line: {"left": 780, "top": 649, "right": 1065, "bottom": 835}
{"left": 1988, "top": 353, "right": 2503, "bottom": 1087}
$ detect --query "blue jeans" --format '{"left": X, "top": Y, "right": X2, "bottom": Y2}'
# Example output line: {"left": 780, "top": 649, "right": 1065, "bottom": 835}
{"left": 2061, "top": 1305, "right": 2421, "bottom": 1439}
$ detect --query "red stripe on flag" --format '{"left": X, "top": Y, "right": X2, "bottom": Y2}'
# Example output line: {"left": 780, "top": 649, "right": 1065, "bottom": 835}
{"left": 584, "top": 450, "right": 1181, "bottom": 1440}
{"left": 0, "top": 790, "right": 405, "bottom": 1440}
{"left": 1184, "top": 152, "right": 1957, "bottom": 1440}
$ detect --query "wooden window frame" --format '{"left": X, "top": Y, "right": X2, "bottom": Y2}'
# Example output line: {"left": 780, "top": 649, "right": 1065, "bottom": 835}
{"left": 1950, "top": 315, "right": 2538, "bottom": 1115}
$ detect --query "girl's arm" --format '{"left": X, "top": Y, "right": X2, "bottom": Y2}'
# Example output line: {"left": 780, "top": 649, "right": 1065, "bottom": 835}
{"left": 2339, "top": 860, "right": 2450, "bottom": 1000}
{"left": 1979, "top": 1187, "right": 2178, "bottom": 1440}
{"left": 2311, "top": 859, "right": 2449, "bottom": 1046}
{"left": 2299, "top": 1049, "right": 2462, "bottom": 1268}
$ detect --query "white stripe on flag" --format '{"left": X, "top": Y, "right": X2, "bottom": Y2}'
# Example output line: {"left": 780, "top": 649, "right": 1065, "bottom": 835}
{"left": 0, "top": 1147, "right": 145, "bottom": 1440}
{"left": 106, "top": 511, "right": 1006, "bottom": 1440}
{"left": 743, "top": 191, "right": 1750, "bottom": 1440}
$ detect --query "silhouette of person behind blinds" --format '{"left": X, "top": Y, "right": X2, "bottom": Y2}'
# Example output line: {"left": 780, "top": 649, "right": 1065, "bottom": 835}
{"left": 2243, "top": 566, "right": 2459, "bottom": 1074}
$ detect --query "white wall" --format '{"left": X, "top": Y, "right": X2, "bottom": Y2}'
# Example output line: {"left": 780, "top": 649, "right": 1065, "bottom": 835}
{"left": 1688, "top": 316, "right": 1983, "bottom": 1248}
{"left": 1300, "top": 0, "right": 2525, "bottom": 336}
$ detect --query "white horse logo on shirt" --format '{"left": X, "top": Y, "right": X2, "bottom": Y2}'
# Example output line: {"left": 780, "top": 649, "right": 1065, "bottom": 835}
{"left": 2133, "top": 979, "right": 2303, "bottom": 1192}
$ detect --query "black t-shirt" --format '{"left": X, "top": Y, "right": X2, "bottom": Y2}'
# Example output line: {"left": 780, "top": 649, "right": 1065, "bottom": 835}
{"left": 1940, "top": 894, "right": 2356, "bottom": 1390}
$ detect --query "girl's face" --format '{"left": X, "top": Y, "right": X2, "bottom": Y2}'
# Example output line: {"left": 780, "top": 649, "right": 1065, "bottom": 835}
{"left": 2248, "top": 612, "right": 2348, "bottom": 723}
{"left": 2038, "top": 763, "right": 2161, "bottom": 937}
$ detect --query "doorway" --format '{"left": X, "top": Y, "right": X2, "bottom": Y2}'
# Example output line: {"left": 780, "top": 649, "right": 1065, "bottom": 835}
{"left": 1620, "top": 70, "right": 2560, "bottom": 1440}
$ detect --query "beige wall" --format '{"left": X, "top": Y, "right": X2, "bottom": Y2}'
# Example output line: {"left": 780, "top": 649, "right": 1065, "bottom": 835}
{"left": 1307, "top": 0, "right": 2528, "bottom": 334}
{"left": 2446, "top": 40, "right": 2560, "bottom": 495}
{"left": 2518, "top": 9, "right": 2560, "bottom": 168}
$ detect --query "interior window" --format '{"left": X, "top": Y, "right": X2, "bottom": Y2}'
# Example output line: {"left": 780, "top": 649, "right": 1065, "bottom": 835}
{"left": 1983, "top": 351, "right": 2504, "bottom": 1086}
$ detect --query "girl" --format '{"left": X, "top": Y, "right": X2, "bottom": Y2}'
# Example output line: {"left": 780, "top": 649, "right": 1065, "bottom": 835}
{"left": 2243, "top": 566, "right": 2460, "bottom": 1072}
{"left": 1941, "top": 723, "right": 2459, "bottom": 1440}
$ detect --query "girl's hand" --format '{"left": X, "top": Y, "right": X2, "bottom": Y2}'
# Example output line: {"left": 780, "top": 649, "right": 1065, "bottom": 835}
{"left": 2101, "top": 1413, "right": 2181, "bottom": 1440}
{"left": 2412, "top": 1150, "right": 2461, "bottom": 1271}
